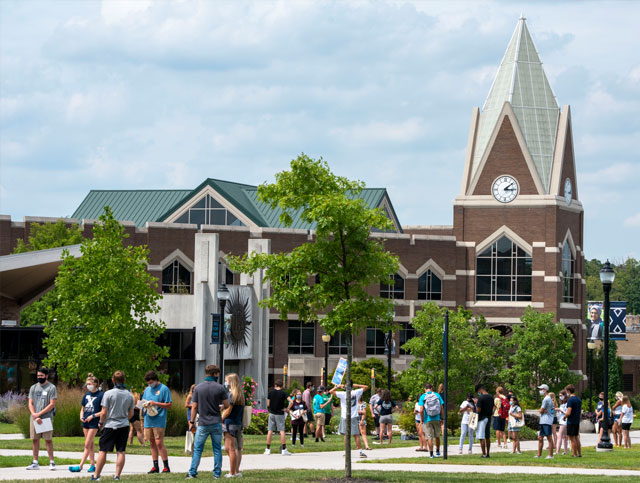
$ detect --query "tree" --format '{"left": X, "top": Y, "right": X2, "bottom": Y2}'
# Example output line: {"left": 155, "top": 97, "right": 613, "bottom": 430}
{"left": 231, "top": 154, "right": 398, "bottom": 477}
{"left": 400, "top": 303, "right": 505, "bottom": 403}
{"left": 44, "top": 207, "right": 168, "bottom": 389}
{"left": 584, "top": 257, "right": 640, "bottom": 314}
{"left": 500, "top": 307, "right": 579, "bottom": 402}
{"left": 12, "top": 220, "right": 84, "bottom": 326}
{"left": 591, "top": 341, "right": 624, "bottom": 396}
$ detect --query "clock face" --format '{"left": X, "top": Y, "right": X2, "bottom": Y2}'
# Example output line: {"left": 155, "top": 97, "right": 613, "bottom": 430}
{"left": 564, "top": 178, "right": 573, "bottom": 205}
{"left": 492, "top": 175, "right": 519, "bottom": 203}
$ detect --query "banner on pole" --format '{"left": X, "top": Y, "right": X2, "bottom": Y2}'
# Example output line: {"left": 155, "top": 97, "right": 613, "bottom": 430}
{"left": 586, "top": 301, "right": 627, "bottom": 341}
{"left": 332, "top": 357, "right": 348, "bottom": 386}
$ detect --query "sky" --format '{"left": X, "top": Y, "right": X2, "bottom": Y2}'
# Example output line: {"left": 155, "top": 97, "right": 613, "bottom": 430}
{"left": 1, "top": 0, "right": 639, "bottom": 262}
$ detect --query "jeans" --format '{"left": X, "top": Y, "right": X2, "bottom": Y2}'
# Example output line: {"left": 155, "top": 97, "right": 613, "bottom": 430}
{"left": 188, "top": 423, "right": 223, "bottom": 478}
{"left": 459, "top": 423, "right": 474, "bottom": 449}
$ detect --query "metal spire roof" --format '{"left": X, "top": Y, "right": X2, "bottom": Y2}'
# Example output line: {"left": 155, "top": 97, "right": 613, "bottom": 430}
{"left": 471, "top": 16, "right": 560, "bottom": 192}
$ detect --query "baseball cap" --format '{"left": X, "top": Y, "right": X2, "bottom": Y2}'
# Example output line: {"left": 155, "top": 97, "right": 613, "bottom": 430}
{"left": 318, "top": 386, "right": 325, "bottom": 391}
{"left": 537, "top": 384, "right": 549, "bottom": 391}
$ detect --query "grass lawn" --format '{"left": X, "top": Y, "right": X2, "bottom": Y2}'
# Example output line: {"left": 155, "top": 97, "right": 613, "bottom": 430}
{"left": 363, "top": 445, "right": 640, "bottom": 470}
{"left": 0, "top": 422, "right": 22, "bottom": 433}
{"left": 631, "top": 418, "right": 640, "bottom": 430}
{"left": 10, "top": 469, "right": 640, "bottom": 483}
{"left": 0, "top": 455, "right": 80, "bottom": 468}
{"left": 0, "top": 434, "right": 417, "bottom": 457}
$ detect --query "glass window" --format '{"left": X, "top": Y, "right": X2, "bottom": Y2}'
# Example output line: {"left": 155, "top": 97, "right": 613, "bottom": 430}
{"left": 475, "top": 236, "right": 532, "bottom": 301}
{"left": 623, "top": 374, "right": 633, "bottom": 392}
{"left": 562, "top": 241, "right": 575, "bottom": 303}
{"left": 380, "top": 273, "right": 404, "bottom": 299}
{"left": 162, "top": 260, "right": 192, "bottom": 294}
{"left": 418, "top": 270, "right": 442, "bottom": 300}
{"left": 399, "top": 323, "right": 415, "bottom": 355}
{"left": 288, "top": 321, "right": 315, "bottom": 354}
{"left": 173, "top": 194, "right": 245, "bottom": 228}
{"left": 366, "top": 327, "right": 387, "bottom": 355}
{"left": 269, "top": 320, "right": 274, "bottom": 355}
{"left": 329, "top": 332, "right": 348, "bottom": 355}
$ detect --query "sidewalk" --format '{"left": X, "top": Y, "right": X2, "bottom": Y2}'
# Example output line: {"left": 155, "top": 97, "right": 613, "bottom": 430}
{"left": 1, "top": 431, "right": 639, "bottom": 481}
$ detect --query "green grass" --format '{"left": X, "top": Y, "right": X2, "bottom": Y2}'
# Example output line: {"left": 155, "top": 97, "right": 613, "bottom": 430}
{"left": 0, "top": 456, "right": 80, "bottom": 468}
{"left": 0, "top": 422, "right": 22, "bottom": 434}
{"left": 631, "top": 418, "right": 640, "bottom": 430}
{"left": 9, "top": 469, "right": 640, "bottom": 483}
{"left": 363, "top": 446, "right": 640, "bottom": 470}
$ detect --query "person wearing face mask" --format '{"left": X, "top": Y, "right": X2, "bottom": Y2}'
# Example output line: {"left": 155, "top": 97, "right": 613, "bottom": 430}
{"left": 141, "top": 370, "right": 172, "bottom": 474}
{"left": 595, "top": 391, "right": 611, "bottom": 446}
{"left": 26, "top": 367, "right": 57, "bottom": 471}
{"left": 288, "top": 389, "right": 308, "bottom": 447}
{"left": 302, "top": 382, "right": 315, "bottom": 437}
{"left": 535, "top": 384, "right": 555, "bottom": 459}
{"left": 69, "top": 374, "right": 104, "bottom": 473}
{"left": 508, "top": 396, "right": 523, "bottom": 454}
{"left": 555, "top": 390, "right": 569, "bottom": 455}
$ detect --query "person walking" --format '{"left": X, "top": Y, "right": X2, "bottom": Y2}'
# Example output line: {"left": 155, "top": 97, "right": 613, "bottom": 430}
{"left": 26, "top": 367, "right": 57, "bottom": 471}
{"left": 475, "top": 384, "right": 493, "bottom": 458}
{"left": 492, "top": 386, "right": 509, "bottom": 449}
{"left": 620, "top": 395, "right": 634, "bottom": 449}
{"left": 186, "top": 364, "right": 230, "bottom": 479}
{"left": 458, "top": 393, "right": 475, "bottom": 455}
{"left": 302, "top": 382, "right": 315, "bottom": 437}
{"left": 535, "top": 384, "right": 555, "bottom": 459}
{"left": 555, "top": 390, "right": 569, "bottom": 455}
{"left": 69, "top": 374, "right": 103, "bottom": 473}
{"left": 357, "top": 393, "right": 372, "bottom": 450}
{"left": 369, "top": 388, "right": 382, "bottom": 443}
{"left": 141, "top": 370, "right": 173, "bottom": 474}
{"left": 265, "top": 380, "right": 291, "bottom": 455}
{"left": 418, "top": 383, "right": 444, "bottom": 459}
{"left": 414, "top": 395, "right": 427, "bottom": 452}
{"left": 563, "top": 384, "right": 582, "bottom": 457}
{"left": 128, "top": 392, "right": 144, "bottom": 446}
{"left": 90, "top": 370, "right": 135, "bottom": 482}
{"left": 508, "top": 395, "right": 523, "bottom": 454}
{"left": 222, "top": 373, "right": 244, "bottom": 478}
{"left": 611, "top": 391, "right": 624, "bottom": 447}
{"left": 313, "top": 386, "right": 329, "bottom": 442}
{"left": 375, "top": 389, "right": 398, "bottom": 445}
{"left": 288, "top": 389, "right": 308, "bottom": 447}
{"left": 331, "top": 382, "right": 369, "bottom": 458}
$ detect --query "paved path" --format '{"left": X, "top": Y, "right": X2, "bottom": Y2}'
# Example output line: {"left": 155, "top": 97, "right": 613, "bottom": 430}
{"left": 1, "top": 431, "right": 639, "bottom": 481}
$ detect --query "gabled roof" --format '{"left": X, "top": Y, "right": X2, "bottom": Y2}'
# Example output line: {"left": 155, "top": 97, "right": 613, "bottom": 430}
{"left": 471, "top": 16, "right": 560, "bottom": 192}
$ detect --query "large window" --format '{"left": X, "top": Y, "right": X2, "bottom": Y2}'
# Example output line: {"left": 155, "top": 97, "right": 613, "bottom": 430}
{"left": 399, "top": 323, "right": 415, "bottom": 355}
{"left": 366, "top": 327, "right": 387, "bottom": 355}
{"left": 381, "top": 273, "right": 405, "bottom": 299}
{"left": 268, "top": 320, "right": 274, "bottom": 355}
{"left": 418, "top": 270, "right": 442, "bottom": 300}
{"left": 562, "top": 241, "right": 575, "bottom": 303}
{"left": 287, "top": 321, "right": 315, "bottom": 354}
{"left": 174, "top": 194, "right": 245, "bottom": 228}
{"left": 329, "top": 332, "right": 348, "bottom": 355}
{"left": 162, "top": 260, "right": 192, "bottom": 294}
{"left": 476, "top": 236, "right": 532, "bottom": 301}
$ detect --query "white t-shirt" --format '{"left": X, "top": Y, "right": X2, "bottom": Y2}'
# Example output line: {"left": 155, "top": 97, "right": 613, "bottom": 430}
{"left": 558, "top": 403, "right": 568, "bottom": 426}
{"left": 460, "top": 400, "right": 473, "bottom": 425}
{"left": 337, "top": 388, "right": 364, "bottom": 420}
{"left": 621, "top": 404, "right": 634, "bottom": 424}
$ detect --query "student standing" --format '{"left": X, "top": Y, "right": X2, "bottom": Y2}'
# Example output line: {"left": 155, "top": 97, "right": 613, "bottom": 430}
{"left": 375, "top": 390, "right": 398, "bottom": 445}
{"left": 357, "top": 393, "right": 372, "bottom": 450}
{"left": 128, "top": 392, "right": 144, "bottom": 446}
{"left": 322, "top": 387, "right": 334, "bottom": 438}
{"left": 265, "top": 380, "right": 291, "bottom": 455}
{"left": 458, "top": 393, "right": 475, "bottom": 455}
{"left": 508, "top": 396, "right": 523, "bottom": 454}
{"left": 222, "top": 373, "right": 244, "bottom": 478}
{"left": 302, "top": 382, "right": 315, "bottom": 437}
{"left": 313, "top": 386, "right": 329, "bottom": 442}
{"left": 331, "top": 382, "right": 369, "bottom": 458}
{"left": 415, "top": 395, "right": 427, "bottom": 452}
{"left": 142, "top": 370, "right": 173, "bottom": 474}
{"left": 595, "top": 391, "right": 611, "bottom": 445}
{"left": 492, "top": 387, "right": 509, "bottom": 448}
{"left": 475, "top": 384, "right": 493, "bottom": 458}
{"left": 620, "top": 395, "right": 634, "bottom": 449}
{"left": 369, "top": 388, "right": 382, "bottom": 442}
{"left": 26, "top": 367, "right": 57, "bottom": 471}
{"left": 555, "top": 390, "right": 569, "bottom": 455}
{"left": 69, "top": 374, "right": 103, "bottom": 473}
{"left": 563, "top": 384, "right": 582, "bottom": 457}
{"left": 91, "top": 370, "right": 135, "bottom": 482}
{"left": 288, "top": 389, "right": 308, "bottom": 447}
{"left": 535, "top": 384, "right": 555, "bottom": 459}
{"left": 611, "top": 391, "right": 624, "bottom": 447}
{"left": 418, "top": 383, "right": 444, "bottom": 459}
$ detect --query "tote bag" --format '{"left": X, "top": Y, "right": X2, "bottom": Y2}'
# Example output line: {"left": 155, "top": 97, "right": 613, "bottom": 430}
{"left": 509, "top": 414, "right": 525, "bottom": 428}
{"left": 468, "top": 412, "right": 479, "bottom": 430}
{"left": 184, "top": 430, "right": 194, "bottom": 453}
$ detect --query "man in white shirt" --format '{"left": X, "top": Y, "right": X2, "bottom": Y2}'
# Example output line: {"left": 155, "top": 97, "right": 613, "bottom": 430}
{"left": 330, "top": 383, "right": 369, "bottom": 458}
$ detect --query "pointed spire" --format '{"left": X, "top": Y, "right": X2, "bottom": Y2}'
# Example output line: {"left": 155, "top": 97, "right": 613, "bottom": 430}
{"left": 471, "top": 17, "right": 560, "bottom": 192}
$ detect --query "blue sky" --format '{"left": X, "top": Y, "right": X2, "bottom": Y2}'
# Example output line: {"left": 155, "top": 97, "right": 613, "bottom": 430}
{"left": 1, "top": 0, "right": 639, "bottom": 261}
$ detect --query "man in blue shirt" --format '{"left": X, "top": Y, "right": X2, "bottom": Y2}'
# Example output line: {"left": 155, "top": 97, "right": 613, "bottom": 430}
{"left": 563, "top": 384, "right": 582, "bottom": 457}
{"left": 142, "top": 371, "right": 172, "bottom": 473}
{"left": 418, "top": 383, "right": 444, "bottom": 459}
{"left": 536, "top": 384, "right": 555, "bottom": 459}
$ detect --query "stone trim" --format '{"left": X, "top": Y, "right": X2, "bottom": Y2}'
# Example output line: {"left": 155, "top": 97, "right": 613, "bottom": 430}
{"left": 475, "top": 225, "right": 533, "bottom": 255}
{"left": 466, "top": 301, "right": 544, "bottom": 308}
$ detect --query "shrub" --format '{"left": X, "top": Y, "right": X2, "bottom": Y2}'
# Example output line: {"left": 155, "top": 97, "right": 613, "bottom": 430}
{"left": 165, "top": 391, "right": 188, "bottom": 437}
{"left": 244, "top": 409, "right": 268, "bottom": 435}
{"left": 398, "top": 401, "right": 417, "bottom": 434}
{"left": 0, "top": 392, "right": 27, "bottom": 423}
{"left": 630, "top": 393, "right": 640, "bottom": 411}
{"left": 13, "top": 405, "right": 31, "bottom": 437}
{"left": 524, "top": 412, "right": 540, "bottom": 431}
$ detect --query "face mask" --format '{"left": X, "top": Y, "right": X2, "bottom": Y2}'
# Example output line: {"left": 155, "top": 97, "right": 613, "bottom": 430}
{"left": 37, "top": 377, "right": 46, "bottom": 384}
{"left": 539, "top": 390, "right": 545, "bottom": 396}
{"left": 148, "top": 382, "right": 157, "bottom": 388}
{"left": 296, "top": 394, "right": 302, "bottom": 400}
{"left": 599, "top": 397, "right": 604, "bottom": 401}
{"left": 559, "top": 396, "right": 564, "bottom": 401}
{"left": 311, "top": 387, "right": 315, "bottom": 392}
{"left": 510, "top": 402, "right": 514, "bottom": 406}
{"left": 87, "top": 385, "right": 95, "bottom": 392}
{"left": 224, "top": 382, "right": 230, "bottom": 389}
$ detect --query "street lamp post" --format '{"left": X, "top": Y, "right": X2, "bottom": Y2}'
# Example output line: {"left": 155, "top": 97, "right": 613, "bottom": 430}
{"left": 597, "top": 260, "right": 615, "bottom": 452}
{"left": 322, "top": 333, "right": 331, "bottom": 386}
{"left": 217, "top": 283, "right": 231, "bottom": 381}
{"left": 587, "top": 340, "right": 596, "bottom": 412}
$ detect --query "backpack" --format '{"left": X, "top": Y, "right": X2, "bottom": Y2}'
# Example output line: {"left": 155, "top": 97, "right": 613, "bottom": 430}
{"left": 498, "top": 396, "right": 510, "bottom": 419}
{"left": 425, "top": 393, "right": 441, "bottom": 417}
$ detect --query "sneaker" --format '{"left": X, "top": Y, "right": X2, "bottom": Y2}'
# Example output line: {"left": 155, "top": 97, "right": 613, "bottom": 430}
{"left": 321, "top": 438, "right": 325, "bottom": 442}
{"left": 185, "top": 474, "right": 197, "bottom": 479}
{"left": 90, "top": 477, "right": 101, "bottom": 482}
{"left": 300, "top": 444, "right": 304, "bottom": 448}
{"left": 264, "top": 448, "right": 271, "bottom": 455}
{"left": 458, "top": 449, "right": 462, "bottom": 455}
{"left": 545, "top": 455, "right": 554, "bottom": 459}
{"left": 468, "top": 449, "right": 472, "bottom": 454}
{"left": 225, "top": 474, "right": 235, "bottom": 478}
{"left": 373, "top": 441, "right": 381, "bottom": 445}
{"left": 234, "top": 473, "right": 243, "bottom": 478}
{"left": 534, "top": 455, "right": 541, "bottom": 459}
{"left": 429, "top": 454, "right": 435, "bottom": 459}
{"left": 50, "top": 462, "right": 56, "bottom": 471}
{"left": 359, "top": 451, "right": 367, "bottom": 458}
{"left": 162, "top": 468, "right": 171, "bottom": 473}
{"left": 507, "top": 439, "right": 511, "bottom": 443}
{"left": 281, "top": 449, "right": 292, "bottom": 455}
{"left": 69, "top": 466, "right": 82, "bottom": 473}
{"left": 26, "top": 462, "right": 40, "bottom": 470}
{"left": 435, "top": 452, "right": 441, "bottom": 458}
{"left": 148, "top": 467, "right": 160, "bottom": 474}
{"left": 113, "top": 477, "right": 120, "bottom": 481}
{"left": 315, "top": 438, "right": 319, "bottom": 443}
{"left": 517, "top": 451, "right": 522, "bottom": 454}
{"left": 88, "top": 465, "right": 96, "bottom": 473}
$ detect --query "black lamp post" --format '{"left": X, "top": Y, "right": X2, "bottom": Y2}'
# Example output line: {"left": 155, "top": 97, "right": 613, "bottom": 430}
{"left": 587, "top": 340, "right": 596, "bottom": 412}
{"left": 217, "top": 283, "right": 231, "bottom": 381}
{"left": 597, "top": 260, "right": 615, "bottom": 451}
{"left": 322, "top": 333, "right": 331, "bottom": 386}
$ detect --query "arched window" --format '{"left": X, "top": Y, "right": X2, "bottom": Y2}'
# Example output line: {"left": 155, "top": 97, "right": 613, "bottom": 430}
{"left": 418, "top": 269, "right": 442, "bottom": 300}
{"left": 476, "top": 236, "right": 532, "bottom": 301}
{"left": 562, "top": 241, "right": 575, "bottom": 303}
{"left": 174, "top": 194, "right": 245, "bottom": 228}
{"left": 162, "top": 260, "right": 192, "bottom": 294}
{"left": 380, "top": 273, "right": 404, "bottom": 299}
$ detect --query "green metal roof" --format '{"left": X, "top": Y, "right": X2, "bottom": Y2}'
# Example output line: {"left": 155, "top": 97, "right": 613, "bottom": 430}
{"left": 472, "top": 16, "right": 560, "bottom": 192}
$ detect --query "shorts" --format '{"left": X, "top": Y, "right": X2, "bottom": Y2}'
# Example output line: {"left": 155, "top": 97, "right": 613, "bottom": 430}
{"left": 423, "top": 420, "right": 440, "bottom": 440}
{"left": 379, "top": 414, "right": 393, "bottom": 425}
{"left": 476, "top": 417, "right": 489, "bottom": 440}
{"left": 324, "top": 413, "right": 332, "bottom": 426}
{"left": 223, "top": 423, "right": 244, "bottom": 450}
{"left": 99, "top": 426, "right": 129, "bottom": 452}
{"left": 306, "top": 410, "right": 314, "bottom": 423}
{"left": 30, "top": 419, "right": 53, "bottom": 441}
{"left": 268, "top": 413, "right": 286, "bottom": 432}
{"left": 492, "top": 417, "right": 506, "bottom": 432}
{"left": 314, "top": 413, "right": 326, "bottom": 426}
{"left": 539, "top": 424, "right": 552, "bottom": 437}
{"left": 82, "top": 419, "right": 100, "bottom": 430}
{"left": 130, "top": 408, "right": 140, "bottom": 424}
{"left": 144, "top": 427, "right": 165, "bottom": 441}
{"left": 338, "top": 418, "right": 360, "bottom": 435}
{"left": 621, "top": 423, "right": 631, "bottom": 431}
{"left": 373, "top": 414, "right": 380, "bottom": 427}
{"left": 553, "top": 416, "right": 558, "bottom": 425}
{"left": 567, "top": 423, "right": 580, "bottom": 436}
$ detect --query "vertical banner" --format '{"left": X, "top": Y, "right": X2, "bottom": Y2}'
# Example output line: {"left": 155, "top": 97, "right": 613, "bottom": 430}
{"left": 332, "top": 357, "right": 348, "bottom": 386}
{"left": 586, "top": 301, "right": 627, "bottom": 341}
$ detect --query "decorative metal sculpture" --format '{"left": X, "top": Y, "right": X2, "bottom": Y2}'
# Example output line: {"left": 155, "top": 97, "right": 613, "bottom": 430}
{"left": 224, "top": 286, "right": 252, "bottom": 356}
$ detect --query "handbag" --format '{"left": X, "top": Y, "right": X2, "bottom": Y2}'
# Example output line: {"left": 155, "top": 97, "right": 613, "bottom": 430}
{"left": 468, "top": 412, "right": 478, "bottom": 430}
{"left": 184, "top": 429, "right": 194, "bottom": 453}
{"left": 242, "top": 405, "right": 252, "bottom": 428}
{"left": 509, "top": 414, "right": 525, "bottom": 428}
{"left": 301, "top": 410, "right": 308, "bottom": 422}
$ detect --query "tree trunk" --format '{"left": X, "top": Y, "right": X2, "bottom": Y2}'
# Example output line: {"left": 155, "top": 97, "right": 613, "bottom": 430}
{"left": 345, "top": 331, "right": 352, "bottom": 478}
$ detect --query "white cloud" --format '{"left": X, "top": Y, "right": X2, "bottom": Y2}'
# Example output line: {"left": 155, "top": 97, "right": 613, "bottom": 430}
{"left": 624, "top": 213, "right": 640, "bottom": 227}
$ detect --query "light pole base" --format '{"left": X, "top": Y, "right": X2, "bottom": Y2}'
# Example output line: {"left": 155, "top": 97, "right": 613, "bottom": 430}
{"left": 596, "top": 442, "right": 614, "bottom": 452}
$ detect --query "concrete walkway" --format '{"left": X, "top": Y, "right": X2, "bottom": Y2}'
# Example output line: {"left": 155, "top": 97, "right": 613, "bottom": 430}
{"left": 1, "top": 431, "right": 639, "bottom": 481}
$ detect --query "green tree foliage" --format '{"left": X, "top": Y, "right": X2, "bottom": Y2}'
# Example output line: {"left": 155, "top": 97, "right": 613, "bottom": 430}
{"left": 590, "top": 341, "right": 624, "bottom": 396}
{"left": 44, "top": 207, "right": 168, "bottom": 389}
{"left": 327, "top": 357, "right": 405, "bottom": 400}
{"left": 584, "top": 257, "right": 640, "bottom": 314}
{"left": 400, "top": 303, "right": 505, "bottom": 403}
{"left": 500, "top": 307, "right": 579, "bottom": 402}
{"left": 231, "top": 154, "right": 398, "bottom": 477}
{"left": 12, "top": 220, "right": 84, "bottom": 326}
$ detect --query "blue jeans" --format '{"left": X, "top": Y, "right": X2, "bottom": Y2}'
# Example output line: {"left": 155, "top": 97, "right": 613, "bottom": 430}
{"left": 188, "top": 423, "right": 223, "bottom": 478}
